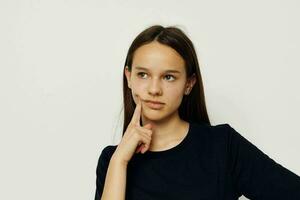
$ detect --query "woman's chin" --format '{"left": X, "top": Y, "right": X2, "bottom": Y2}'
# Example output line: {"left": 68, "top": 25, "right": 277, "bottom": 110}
{"left": 144, "top": 110, "right": 161, "bottom": 116}
{"left": 143, "top": 110, "right": 167, "bottom": 121}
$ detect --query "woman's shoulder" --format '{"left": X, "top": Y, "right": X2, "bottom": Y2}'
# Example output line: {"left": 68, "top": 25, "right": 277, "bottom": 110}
{"left": 190, "top": 121, "right": 241, "bottom": 146}
{"left": 97, "top": 144, "right": 118, "bottom": 163}
{"left": 191, "top": 121, "right": 234, "bottom": 135}
{"left": 194, "top": 122, "right": 259, "bottom": 153}
{"left": 102, "top": 144, "right": 118, "bottom": 155}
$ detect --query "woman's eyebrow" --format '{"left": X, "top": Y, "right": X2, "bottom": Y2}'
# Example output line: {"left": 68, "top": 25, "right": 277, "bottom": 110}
{"left": 134, "top": 66, "right": 181, "bottom": 73}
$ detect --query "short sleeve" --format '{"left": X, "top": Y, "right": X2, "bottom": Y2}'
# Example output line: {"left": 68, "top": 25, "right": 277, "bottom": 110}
{"left": 225, "top": 124, "right": 300, "bottom": 199}
{"left": 94, "top": 145, "right": 116, "bottom": 200}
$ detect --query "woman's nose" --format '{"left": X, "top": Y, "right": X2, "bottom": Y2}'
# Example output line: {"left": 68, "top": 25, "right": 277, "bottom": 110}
{"left": 147, "top": 78, "right": 162, "bottom": 96}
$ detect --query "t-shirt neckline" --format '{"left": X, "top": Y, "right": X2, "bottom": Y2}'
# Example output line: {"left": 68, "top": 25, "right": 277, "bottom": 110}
{"left": 140, "top": 121, "right": 194, "bottom": 158}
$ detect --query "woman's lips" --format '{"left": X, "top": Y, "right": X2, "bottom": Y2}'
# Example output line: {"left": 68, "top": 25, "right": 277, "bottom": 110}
{"left": 144, "top": 100, "right": 164, "bottom": 110}
{"left": 146, "top": 100, "right": 164, "bottom": 104}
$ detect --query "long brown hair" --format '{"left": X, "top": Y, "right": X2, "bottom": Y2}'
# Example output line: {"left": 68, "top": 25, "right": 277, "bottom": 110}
{"left": 121, "top": 25, "right": 211, "bottom": 135}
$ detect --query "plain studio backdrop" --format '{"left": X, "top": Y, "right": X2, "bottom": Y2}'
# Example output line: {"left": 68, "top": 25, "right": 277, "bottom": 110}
{"left": 0, "top": 0, "right": 299, "bottom": 199}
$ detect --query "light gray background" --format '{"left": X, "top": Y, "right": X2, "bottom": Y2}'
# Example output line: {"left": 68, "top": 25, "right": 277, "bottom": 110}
{"left": 0, "top": 0, "right": 299, "bottom": 199}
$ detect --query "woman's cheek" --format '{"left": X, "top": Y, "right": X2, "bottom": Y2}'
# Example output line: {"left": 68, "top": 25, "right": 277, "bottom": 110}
{"left": 131, "top": 88, "right": 143, "bottom": 103}
{"left": 132, "top": 83, "right": 145, "bottom": 96}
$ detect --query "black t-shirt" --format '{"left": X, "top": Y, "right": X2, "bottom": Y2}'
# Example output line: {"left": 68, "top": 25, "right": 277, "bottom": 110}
{"left": 94, "top": 121, "right": 300, "bottom": 199}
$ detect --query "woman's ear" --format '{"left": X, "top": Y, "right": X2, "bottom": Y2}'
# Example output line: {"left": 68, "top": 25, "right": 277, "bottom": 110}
{"left": 185, "top": 73, "right": 197, "bottom": 95}
{"left": 124, "top": 66, "right": 132, "bottom": 89}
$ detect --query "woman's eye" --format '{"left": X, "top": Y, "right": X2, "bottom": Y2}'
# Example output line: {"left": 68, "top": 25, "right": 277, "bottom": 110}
{"left": 164, "top": 74, "right": 175, "bottom": 81}
{"left": 137, "top": 72, "right": 147, "bottom": 78}
{"left": 137, "top": 72, "right": 175, "bottom": 81}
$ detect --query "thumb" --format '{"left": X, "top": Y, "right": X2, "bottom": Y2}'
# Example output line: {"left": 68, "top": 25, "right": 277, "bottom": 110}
{"left": 144, "top": 123, "right": 153, "bottom": 130}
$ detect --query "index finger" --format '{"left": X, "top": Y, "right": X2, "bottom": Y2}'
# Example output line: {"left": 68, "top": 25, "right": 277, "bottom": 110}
{"left": 130, "top": 96, "right": 142, "bottom": 126}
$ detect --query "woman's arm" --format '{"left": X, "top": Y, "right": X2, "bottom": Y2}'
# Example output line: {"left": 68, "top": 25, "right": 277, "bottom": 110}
{"left": 96, "top": 98, "right": 152, "bottom": 199}
{"left": 100, "top": 155, "right": 128, "bottom": 200}
{"left": 94, "top": 146, "right": 127, "bottom": 200}
{"left": 224, "top": 124, "right": 300, "bottom": 199}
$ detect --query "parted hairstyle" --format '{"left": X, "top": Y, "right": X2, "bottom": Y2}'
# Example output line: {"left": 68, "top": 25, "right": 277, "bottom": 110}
{"left": 121, "top": 25, "right": 211, "bottom": 135}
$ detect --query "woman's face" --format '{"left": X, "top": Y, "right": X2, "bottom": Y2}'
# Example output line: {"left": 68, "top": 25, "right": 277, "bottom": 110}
{"left": 125, "top": 41, "right": 196, "bottom": 122}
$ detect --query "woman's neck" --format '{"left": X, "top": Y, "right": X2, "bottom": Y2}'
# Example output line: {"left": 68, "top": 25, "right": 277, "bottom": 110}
{"left": 141, "top": 115, "right": 189, "bottom": 151}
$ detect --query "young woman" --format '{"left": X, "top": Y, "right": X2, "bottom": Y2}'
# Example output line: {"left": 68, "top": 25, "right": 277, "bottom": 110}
{"left": 95, "top": 25, "right": 300, "bottom": 200}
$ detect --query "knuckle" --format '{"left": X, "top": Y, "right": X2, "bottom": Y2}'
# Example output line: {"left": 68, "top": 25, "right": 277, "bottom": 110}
{"left": 132, "top": 131, "right": 140, "bottom": 139}
{"left": 142, "top": 133, "right": 151, "bottom": 140}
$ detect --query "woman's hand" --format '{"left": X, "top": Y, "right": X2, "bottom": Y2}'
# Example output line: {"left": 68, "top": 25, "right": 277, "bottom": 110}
{"left": 112, "top": 96, "right": 153, "bottom": 164}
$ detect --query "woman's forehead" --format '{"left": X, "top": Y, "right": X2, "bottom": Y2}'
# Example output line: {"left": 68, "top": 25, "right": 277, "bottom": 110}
{"left": 133, "top": 65, "right": 182, "bottom": 74}
{"left": 132, "top": 43, "right": 185, "bottom": 72}
{"left": 134, "top": 42, "right": 183, "bottom": 60}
